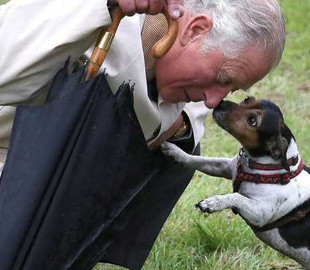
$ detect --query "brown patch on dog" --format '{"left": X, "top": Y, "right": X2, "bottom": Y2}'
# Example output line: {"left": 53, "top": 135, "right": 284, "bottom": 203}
{"left": 215, "top": 98, "right": 265, "bottom": 150}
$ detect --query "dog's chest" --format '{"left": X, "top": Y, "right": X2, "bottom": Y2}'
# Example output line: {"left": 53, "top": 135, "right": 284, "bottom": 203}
{"left": 237, "top": 168, "right": 310, "bottom": 250}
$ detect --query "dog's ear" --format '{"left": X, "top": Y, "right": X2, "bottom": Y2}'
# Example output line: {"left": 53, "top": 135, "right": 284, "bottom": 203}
{"left": 277, "top": 134, "right": 290, "bottom": 171}
{"left": 266, "top": 124, "right": 290, "bottom": 171}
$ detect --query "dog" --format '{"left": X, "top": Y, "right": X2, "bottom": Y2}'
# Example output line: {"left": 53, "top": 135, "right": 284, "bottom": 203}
{"left": 162, "top": 97, "right": 310, "bottom": 269}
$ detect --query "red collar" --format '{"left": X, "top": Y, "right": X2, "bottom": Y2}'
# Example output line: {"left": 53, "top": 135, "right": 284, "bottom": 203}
{"left": 233, "top": 151, "right": 304, "bottom": 192}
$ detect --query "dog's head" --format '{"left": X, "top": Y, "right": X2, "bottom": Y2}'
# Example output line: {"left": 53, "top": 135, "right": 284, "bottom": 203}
{"left": 213, "top": 97, "right": 295, "bottom": 171}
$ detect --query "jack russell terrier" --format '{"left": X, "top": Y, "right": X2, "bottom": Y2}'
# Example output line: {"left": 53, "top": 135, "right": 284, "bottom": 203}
{"left": 162, "top": 97, "right": 310, "bottom": 269}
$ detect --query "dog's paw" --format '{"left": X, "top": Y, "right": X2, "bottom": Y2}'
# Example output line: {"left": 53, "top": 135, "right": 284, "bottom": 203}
{"left": 161, "top": 142, "right": 190, "bottom": 164}
{"left": 195, "top": 196, "right": 226, "bottom": 213}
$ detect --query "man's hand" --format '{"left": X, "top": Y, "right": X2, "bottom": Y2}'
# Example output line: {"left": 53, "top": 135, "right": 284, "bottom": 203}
{"left": 108, "top": 0, "right": 184, "bottom": 19}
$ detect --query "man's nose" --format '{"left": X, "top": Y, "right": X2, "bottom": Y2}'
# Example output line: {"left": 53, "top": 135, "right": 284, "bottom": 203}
{"left": 203, "top": 86, "right": 230, "bottom": 109}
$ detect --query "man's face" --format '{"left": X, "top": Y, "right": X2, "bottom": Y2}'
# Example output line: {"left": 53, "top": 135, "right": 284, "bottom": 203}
{"left": 155, "top": 15, "right": 271, "bottom": 109}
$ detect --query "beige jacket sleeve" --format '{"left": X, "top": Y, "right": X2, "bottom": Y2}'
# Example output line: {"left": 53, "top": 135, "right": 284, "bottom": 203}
{"left": 0, "top": 0, "right": 111, "bottom": 105}
{"left": 0, "top": 0, "right": 112, "bottom": 174}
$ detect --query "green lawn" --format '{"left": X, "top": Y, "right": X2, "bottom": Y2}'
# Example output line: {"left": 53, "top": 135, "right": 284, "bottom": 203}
{"left": 1, "top": 0, "right": 309, "bottom": 269}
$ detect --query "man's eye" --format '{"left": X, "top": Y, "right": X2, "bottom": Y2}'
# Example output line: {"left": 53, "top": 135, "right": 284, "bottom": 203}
{"left": 247, "top": 116, "right": 257, "bottom": 127}
{"left": 231, "top": 88, "right": 239, "bottom": 93}
{"left": 243, "top": 96, "right": 254, "bottom": 103}
{"left": 220, "top": 77, "right": 232, "bottom": 86}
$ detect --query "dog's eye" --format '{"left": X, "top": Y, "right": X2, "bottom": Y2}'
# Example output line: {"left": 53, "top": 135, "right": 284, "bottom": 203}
{"left": 247, "top": 116, "right": 257, "bottom": 127}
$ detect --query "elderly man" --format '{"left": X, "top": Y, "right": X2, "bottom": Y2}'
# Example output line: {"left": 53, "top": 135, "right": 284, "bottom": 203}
{"left": 0, "top": 0, "right": 285, "bottom": 269}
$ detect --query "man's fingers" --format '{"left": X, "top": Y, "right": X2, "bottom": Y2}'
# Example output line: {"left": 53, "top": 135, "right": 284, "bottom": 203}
{"left": 107, "top": 0, "right": 118, "bottom": 6}
{"left": 147, "top": 0, "right": 164, "bottom": 15}
{"left": 108, "top": 0, "right": 185, "bottom": 18}
{"left": 134, "top": 0, "right": 149, "bottom": 14}
{"left": 118, "top": 0, "right": 136, "bottom": 16}
{"left": 167, "top": 0, "right": 184, "bottom": 19}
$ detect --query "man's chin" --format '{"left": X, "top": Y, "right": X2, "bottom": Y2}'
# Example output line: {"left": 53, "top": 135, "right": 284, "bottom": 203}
{"left": 161, "top": 97, "right": 181, "bottom": 103}
{"left": 158, "top": 90, "right": 180, "bottom": 103}
{"left": 203, "top": 99, "right": 212, "bottom": 109}
{"left": 159, "top": 88, "right": 194, "bottom": 103}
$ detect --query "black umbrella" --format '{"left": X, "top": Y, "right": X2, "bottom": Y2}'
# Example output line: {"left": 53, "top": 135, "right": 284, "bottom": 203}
{"left": 0, "top": 7, "right": 182, "bottom": 270}
{"left": 0, "top": 60, "right": 160, "bottom": 270}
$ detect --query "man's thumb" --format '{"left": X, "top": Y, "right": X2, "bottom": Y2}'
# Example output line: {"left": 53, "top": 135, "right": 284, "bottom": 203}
{"left": 167, "top": 0, "right": 184, "bottom": 19}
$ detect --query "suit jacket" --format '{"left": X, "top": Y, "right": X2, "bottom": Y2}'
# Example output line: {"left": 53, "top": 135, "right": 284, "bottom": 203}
{"left": 0, "top": 0, "right": 209, "bottom": 169}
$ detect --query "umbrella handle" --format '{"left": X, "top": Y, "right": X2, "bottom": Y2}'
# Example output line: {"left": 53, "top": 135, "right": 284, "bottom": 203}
{"left": 85, "top": 6, "right": 179, "bottom": 80}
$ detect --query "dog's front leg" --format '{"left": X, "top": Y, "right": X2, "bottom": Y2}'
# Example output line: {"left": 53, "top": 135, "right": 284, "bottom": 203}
{"left": 161, "top": 142, "right": 236, "bottom": 179}
{"left": 197, "top": 193, "right": 269, "bottom": 227}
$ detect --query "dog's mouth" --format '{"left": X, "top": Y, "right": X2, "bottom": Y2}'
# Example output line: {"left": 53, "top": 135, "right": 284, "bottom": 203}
{"left": 212, "top": 100, "right": 236, "bottom": 132}
{"left": 212, "top": 110, "right": 223, "bottom": 127}
{"left": 212, "top": 110, "right": 231, "bottom": 133}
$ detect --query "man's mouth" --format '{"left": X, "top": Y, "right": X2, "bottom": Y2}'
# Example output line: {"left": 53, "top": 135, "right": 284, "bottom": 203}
{"left": 203, "top": 92, "right": 209, "bottom": 108}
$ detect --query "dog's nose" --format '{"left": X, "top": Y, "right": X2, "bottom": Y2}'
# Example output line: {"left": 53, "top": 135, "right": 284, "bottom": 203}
{"left": 214, "top": 100, "right": 234, "bottom": 111}
{"left": 217, "top": 100, "right": 225, "bottom": 107}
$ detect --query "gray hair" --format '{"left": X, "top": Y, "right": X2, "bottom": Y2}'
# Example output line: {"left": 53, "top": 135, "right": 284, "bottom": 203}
{"left": 184, "top": 0, "right": 286, "bottom": 69}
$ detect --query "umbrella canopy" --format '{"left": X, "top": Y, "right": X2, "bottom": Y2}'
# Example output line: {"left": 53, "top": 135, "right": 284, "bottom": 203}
{"left": 0, "top": 60, "right": 166, "bottom": 270}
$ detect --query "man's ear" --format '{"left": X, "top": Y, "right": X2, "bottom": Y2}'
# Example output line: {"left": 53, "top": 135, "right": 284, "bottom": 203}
{"left": 180, "top": 15, "right": 213, "bottom": 46}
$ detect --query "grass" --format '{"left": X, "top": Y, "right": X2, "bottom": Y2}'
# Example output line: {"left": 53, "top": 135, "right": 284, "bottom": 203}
{"left": 1, "top": 0, "right": 309, "bottom": 269}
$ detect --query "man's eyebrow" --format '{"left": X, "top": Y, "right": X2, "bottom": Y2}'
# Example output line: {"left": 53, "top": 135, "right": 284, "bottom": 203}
{"left": 218, "top": 65, "right": 254, "bottom": 93}
{"left": 222, "top": 58, "right": 254, "bottom": 85}
{"left": 216, "top": 69, "right": 233, "bottom": 84}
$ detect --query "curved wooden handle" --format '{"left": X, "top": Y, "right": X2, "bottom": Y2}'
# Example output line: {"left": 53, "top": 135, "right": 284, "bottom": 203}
{"left": 151, "top": 8, "right": 179, "bottom": 59}
{"left": 85, "top": 6, "right": 178, "bottom": 80}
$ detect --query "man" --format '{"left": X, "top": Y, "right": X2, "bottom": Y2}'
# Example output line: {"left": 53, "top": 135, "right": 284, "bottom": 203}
{"left": 0, "top": 0, "right": 285, "bottom": 269}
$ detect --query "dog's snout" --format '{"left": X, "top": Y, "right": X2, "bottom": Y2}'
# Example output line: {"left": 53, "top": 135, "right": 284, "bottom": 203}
{"left": 214, "top": 100, "right": 225, "bottom": 110}
{"left": 212, "top": 100, "right": 237, "bottom": 131}
{"left": 213, "top": 100, "right": 236, "bottom": 112}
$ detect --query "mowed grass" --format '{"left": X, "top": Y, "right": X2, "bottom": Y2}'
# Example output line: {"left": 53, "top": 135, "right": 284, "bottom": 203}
{"left": 1, "top": 0, "right": 309, "bottom": 269}
{"left": 96, "top": 1, "right": 310, "bottom": 270}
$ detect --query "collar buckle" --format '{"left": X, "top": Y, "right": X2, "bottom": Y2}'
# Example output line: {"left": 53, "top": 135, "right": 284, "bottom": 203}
{"left": 238, "top": 148, "right": 249, "bottom": 168}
